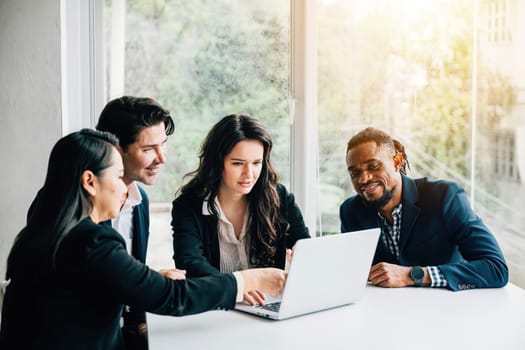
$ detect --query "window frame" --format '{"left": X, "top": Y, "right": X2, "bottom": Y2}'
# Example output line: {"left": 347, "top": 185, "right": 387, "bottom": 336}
{"left": 61, "top": 0, "right": 105, "bottom": 135}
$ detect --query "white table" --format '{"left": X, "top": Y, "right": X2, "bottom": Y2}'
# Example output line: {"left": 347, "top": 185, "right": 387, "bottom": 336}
{"left": 148, "top": 284, "right": 525, "bottom": 350}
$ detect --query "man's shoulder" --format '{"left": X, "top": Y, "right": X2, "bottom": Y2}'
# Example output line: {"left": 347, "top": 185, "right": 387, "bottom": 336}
{"left": 339, "top": 194, "right": 378, "bottom": 231}
{"left": 136, "top": 184, "right": 149, "bottom": 200}
{"left": 340, "top": 194, "right": 364, "bottom": 211}
{"left": 132, "top": 184, "right": 149, "bottom": 213}
{"left": 409, "top": 176, "right": 465, "bottom": 206}
{"left": 413, "top": 176, "right": 463, "bottom": 193}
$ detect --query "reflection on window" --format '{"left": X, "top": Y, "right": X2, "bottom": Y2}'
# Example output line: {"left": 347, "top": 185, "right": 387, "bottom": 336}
{"left": 493, "top": 130, "right": 520, "bottom": 182}
{"left": 318, "top": 0, "right": 525, "bottom": 287}
{"left": 104, "top": 0, "right": 290, "bottom": 203}
{"left": 102, "top": 0, "right": 525, "bottom": 287}
{"left": 318, "top": 0, "right": 477, "bottom": 232}
{"left": 488, "top": 0, "right": 512, "bottom": 44}
{"left": 103, "top": 0, "right": 290, "bottom": 270}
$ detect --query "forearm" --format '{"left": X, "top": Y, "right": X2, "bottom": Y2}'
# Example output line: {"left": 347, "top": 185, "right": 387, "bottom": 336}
{"left": 438, "top": 258, "right": 508, "bottom": 290}
{"left": 175, "top": 256, "right": 220, "bottom": 278}
{"left": 439, "top": 187, "right": 509, "bottom": 290}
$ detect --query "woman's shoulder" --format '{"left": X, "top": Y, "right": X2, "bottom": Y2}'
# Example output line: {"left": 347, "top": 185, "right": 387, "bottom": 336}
{"left": 74, "top": 217, "right": 112, "bottom": 231}
{"left": 172, "top": 191, "right": 205, "bottom": 217}
{"left": 340, "top": 194, "right": 367, "bottom": 212}
{"left": 276, "top": 183, "right": 289, "bottom": 195}
{"left": 276, "top": 183, "right": 297, "bottom": 202}
{"left": 70, "top": 218, "right": 124, "bottom": 245}
{"left": 275, "top": 183, "right": 304, "bottom": 214}
{"left": 56, "top": 218, "right": 126, "bottom": 268}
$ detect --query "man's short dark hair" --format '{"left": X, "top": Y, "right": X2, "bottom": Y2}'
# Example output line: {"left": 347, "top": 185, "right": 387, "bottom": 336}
{"left": 347, "top": 127, "right": 410, "bottom": 174}
{"left": 96, "top": 96, "right": 175, "bottom": 150}
{"left": 346, "top": 127, "right": 395, "bottom": 155}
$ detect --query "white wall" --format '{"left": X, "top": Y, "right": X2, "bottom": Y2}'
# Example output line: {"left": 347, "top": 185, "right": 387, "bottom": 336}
{"left": 0, "top": 0, "right": 62, "bottom": 281}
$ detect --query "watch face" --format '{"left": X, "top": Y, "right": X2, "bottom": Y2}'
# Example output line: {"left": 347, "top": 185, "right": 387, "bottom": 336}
{"left": 411, "top": 266, "right": 424, "bottom": 280}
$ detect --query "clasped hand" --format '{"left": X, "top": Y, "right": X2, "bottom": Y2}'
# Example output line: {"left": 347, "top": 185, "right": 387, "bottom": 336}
{"left": 368, "top": 262, "right": 413, "bottom": 288}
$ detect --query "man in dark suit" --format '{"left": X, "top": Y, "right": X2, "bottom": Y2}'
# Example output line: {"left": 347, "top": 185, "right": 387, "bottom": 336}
{"left": 339, "top": 127, "right": 508, "bottom": 291}
{"left": 97, "top": 96, "right": 185, "bottom": 349}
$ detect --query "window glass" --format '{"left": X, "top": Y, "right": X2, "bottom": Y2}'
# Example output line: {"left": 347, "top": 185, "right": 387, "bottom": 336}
{"left": 318, "top": 0, "right": 476, "bottom": 232}
{"left": 104, "top": 0, "right": 291, "bottom": 203}
{"left": 102, "top": 0, "right": 525, "bottom": 287}
{"left": 318, "top": 0, "right": 524, "bottom": 287}
{"left": 477, "top": 0, "right": 525, "bottom": 288}
{"left": 104, "top": 0, "right": 290, "bottom": 269}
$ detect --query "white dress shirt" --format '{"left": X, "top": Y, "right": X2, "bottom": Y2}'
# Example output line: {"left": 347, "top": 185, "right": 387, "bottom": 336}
{"left": 112, "top": 182, "right": 142, "bottom": 255}
{"left": 202, "top": 196, "right": 251, "bottom": 273}
{"left": 203, "top": 197, "right": 249, "bottom": 302}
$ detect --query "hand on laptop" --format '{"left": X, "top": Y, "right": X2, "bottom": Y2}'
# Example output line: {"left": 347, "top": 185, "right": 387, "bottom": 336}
{"left": 285, "top": 244, "right": 299, "bottom": 272}
{"left": 285, "top": 248, "right": 293, "bottom": 273}
{"left": 243, "top": 290, "right": 266, "bottom": 306}
{"left": 240, "top": 267, "right": 287, "bottom": 305}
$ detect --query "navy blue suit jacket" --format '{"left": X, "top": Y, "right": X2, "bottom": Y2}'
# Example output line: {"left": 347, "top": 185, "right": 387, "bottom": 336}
{"left": 103, "top": 185, "right": 150, "bottom": 326}
{"left": 339, "top": 175, "right": 508, "bottom": 291}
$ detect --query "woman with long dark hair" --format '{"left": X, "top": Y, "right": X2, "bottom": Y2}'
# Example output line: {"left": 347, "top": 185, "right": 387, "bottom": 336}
{"left": 172, "top": 114, "right": 310, "bottom": 305}
{"left": 0, "top": 129, "right": 285, "bottom": 349}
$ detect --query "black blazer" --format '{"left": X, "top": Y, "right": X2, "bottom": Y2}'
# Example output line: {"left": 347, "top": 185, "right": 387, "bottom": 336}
{"left": 102, "top": 185, "right": 150, "bottom": 327}
{"left": 339, "top": 175, "right": 508, "bottom": 290}
{"left": 0, "top": 218, "right": 237, "bottom": 349}
{"left": 172, "top": 184, "right": 310, "bottom": 277}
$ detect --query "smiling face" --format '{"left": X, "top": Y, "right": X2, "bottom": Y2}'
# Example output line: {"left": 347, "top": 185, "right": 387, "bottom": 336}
{"left": 219, "top": 139, "right": 264, "bottom": 199}
{"left": 89, "top": 148, "right": 128, "bottom": 222}
{"left": 346, "top": 141, "right": 402, "bottom": 211}
{"left": 120, "top": 123, "right": 168, "bottom": 186}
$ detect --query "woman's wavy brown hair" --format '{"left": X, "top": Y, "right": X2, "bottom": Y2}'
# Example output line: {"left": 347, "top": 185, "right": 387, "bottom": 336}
{"left": 178, "top": 114, "right": 286, "bottom": 267}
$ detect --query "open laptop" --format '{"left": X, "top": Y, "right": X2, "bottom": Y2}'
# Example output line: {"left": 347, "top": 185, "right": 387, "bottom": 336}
{"left": 235, "top": 228, "right": 380, "bottom": 320}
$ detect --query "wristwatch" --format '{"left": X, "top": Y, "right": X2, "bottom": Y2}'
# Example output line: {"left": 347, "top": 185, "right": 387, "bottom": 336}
{"left": 409, "top": 266, "right": 424, "bottom": 287}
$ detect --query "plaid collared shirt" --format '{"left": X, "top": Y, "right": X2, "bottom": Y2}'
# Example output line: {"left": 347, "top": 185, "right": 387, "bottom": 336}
{"left": 378, "top": 204, "right": 448, "bottom": 288}
{"left": 378, "top": 204, "right": 402, "bottom": 260}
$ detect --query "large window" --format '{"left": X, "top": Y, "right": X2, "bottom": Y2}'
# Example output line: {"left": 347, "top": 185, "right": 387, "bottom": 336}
{"left": 317, "top": 0, "right": 525, "bottom": 287}
{"left": 102, "top": 0, "right": 291, "bottom": 268}
{"left": 96, "top": 0, "right": 525, "bottom": 287}
{"left": 104, "top": 0, "right": 291, "bottom": 202}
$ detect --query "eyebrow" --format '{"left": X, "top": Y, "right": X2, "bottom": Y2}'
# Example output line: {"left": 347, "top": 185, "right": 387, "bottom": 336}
{"left": 228, "top": 157, "right": 262, "bottom": 162}
{"left": 348, "top": 159, "right": 380, "bottom": 171}
{"left": 141, "top": 138, "right": 168, "bottom": 149}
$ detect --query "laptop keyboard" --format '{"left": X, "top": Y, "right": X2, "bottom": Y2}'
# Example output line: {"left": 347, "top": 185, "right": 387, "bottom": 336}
{"left": 257, "top": 301, "right": 281, "bottom": 313}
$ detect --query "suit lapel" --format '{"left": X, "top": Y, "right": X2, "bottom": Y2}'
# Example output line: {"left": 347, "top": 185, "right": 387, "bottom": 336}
{"left": 207, "top": 215, "right": 221, "bottom": 269}
{"left": 398, "top": 175, "right": 421, "bottom": 257}
{"left": 132, "top": 204, "right": 146, "bottom": 262}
